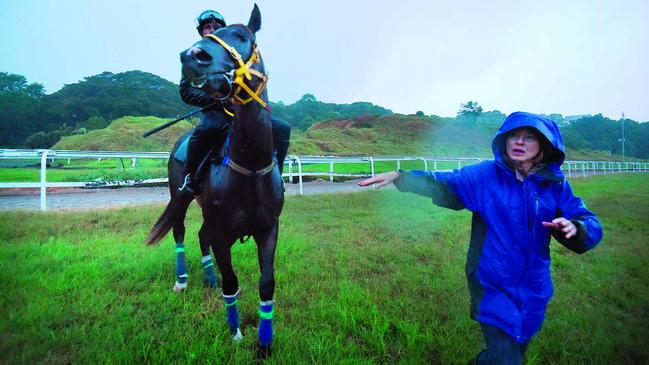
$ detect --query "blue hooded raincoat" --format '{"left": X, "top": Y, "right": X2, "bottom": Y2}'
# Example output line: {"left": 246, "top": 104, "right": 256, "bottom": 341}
{"left": 394, "top": 112, "right": 603, "bottom": 343}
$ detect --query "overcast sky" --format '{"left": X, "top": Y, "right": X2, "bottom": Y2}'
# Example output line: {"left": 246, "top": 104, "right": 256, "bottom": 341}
{"left": 1, "top": 0, "right": 647, "bottom": 121}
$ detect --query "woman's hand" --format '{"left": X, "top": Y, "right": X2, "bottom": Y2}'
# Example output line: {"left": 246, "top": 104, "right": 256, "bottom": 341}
{"left": 542, "top": 218, "right": 577, "bottom": 239}
{"left": 357, "top": 171, "right": 400, "bottom": 189}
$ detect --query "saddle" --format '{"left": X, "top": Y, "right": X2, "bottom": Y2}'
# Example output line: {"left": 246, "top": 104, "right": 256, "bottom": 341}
{"left": 173, "top": 129, "right": 229, "bottom": 183}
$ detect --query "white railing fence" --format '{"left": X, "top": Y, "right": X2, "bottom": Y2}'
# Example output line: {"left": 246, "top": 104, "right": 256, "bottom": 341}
{"left": 1, "top": 149, "right": 647, "bottom": 211}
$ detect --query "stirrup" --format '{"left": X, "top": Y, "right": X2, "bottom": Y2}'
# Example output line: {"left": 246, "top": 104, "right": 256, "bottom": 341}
{"left": 178, "top": 174, "right": 195, "bottom": 194}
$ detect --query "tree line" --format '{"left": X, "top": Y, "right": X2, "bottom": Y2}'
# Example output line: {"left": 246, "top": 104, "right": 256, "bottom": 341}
{"left": 0, "top": 71, "right": 391, "bottom": 149}
{"left": 1, "top": 72, "right": 647, "bottom": 159}
{"left": 456, "top": 101, "right": 649, "bottom": 159}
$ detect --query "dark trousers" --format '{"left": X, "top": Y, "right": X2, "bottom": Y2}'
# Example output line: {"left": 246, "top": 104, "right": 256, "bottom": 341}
{"left": 183, "top": 109, "right": 291, "bottom": 176}
{"left": 476, "top": 323, "right": 530, "bottom": 365}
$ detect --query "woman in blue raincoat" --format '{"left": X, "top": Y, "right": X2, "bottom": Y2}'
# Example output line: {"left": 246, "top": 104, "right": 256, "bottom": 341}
{"left": 359, "top": 111, "right": 603, "bottom": 365}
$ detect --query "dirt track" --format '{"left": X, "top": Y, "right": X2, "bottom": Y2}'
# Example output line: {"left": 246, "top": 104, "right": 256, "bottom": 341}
{"left": 0, "top": 179, "right": 375, "bottom": 211}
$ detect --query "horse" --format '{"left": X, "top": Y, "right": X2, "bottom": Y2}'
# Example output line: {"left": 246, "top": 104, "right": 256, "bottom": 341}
{"left": 146, "top": 5, "right": 283, "bottom": 357}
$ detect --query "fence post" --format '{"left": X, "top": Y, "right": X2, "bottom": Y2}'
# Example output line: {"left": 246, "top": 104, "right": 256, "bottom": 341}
{"left": 40, "top": 150, "right": 50, "bottom": 211}
{"left": 396, "top": 159, "right": 400, "bottom": 170}
{"left": 329, "top": 161, "right": 334, "bottom": 182}
{"left": 567, "top": 162, "right": 572, "bottom": 179}
{"left": 369, "top": 157, "right": 375, "bottom": 177}
{"left": 288, "top": 158, "right": 293, "bottom": 183}
{"left": 295, "top": 156, "right": 303, "bottom": 196}
{"left": 131, "top": 158, "right": 137, "bottom": 168}
{"left": 582, "top": 162, "right": 586, "bottom": 177}
{"left": 434, "top": 160, "right": 438, "bottom": 171}
{"left": 419, "top": 157, "right": 428, "bottom": 171}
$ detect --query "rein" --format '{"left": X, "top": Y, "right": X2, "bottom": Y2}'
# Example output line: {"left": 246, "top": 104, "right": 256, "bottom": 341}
{"left": 203, "top": 33, "right": 270, "bottom": 110}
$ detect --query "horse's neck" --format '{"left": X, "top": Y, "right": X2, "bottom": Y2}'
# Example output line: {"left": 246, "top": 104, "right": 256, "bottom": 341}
{"left": 229, "top": 102, "right": 273, "bottom": 170}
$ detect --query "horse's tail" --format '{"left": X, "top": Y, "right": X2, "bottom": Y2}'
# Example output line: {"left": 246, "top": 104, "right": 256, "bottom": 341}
{"left": 146, "top": 130, "right": 194, "bottom": 245}
{"left": 145, "top": 199, "right": 176, "bottom": 245}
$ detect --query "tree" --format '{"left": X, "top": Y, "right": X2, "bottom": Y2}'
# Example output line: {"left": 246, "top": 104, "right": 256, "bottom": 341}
{"left": 457, "top": 101, "right": 483, "bottom": 121}
{"left": 84, "top": 116, "right": 109, "bottom": 130}
{"left": 0, "top": 73, "right": 45, "bottom": 147}
{"left": 270, "top": 94, "right": 392, "bottom": 131}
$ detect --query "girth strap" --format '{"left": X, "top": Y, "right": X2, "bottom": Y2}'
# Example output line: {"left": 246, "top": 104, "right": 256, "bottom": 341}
{"left": 227, "top": 158, "right": 275, "bottom": 178}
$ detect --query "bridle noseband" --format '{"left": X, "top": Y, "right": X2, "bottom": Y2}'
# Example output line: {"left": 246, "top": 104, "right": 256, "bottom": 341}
{"left": 202, "top": 30, "right": 270, "bottom": 110}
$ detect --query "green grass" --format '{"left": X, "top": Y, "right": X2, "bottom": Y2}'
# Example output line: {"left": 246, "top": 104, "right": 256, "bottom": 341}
{"left": 1, "top": 174, "right": 648, "bottom": 364}
{"left": 0, "top": 158, "right": 470, "bottom": 183}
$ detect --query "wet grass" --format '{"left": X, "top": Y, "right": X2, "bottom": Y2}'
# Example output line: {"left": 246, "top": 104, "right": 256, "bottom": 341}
{"left": 0, "top": 160, "right": 471, "bottom": 183}
{"left": 0, "top": 174, "right": 647, "bottom": 364}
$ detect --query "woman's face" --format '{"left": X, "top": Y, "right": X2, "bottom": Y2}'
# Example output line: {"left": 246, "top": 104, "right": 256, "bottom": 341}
{"left": 506, "top": 127, "right": 541, "bottom": 164}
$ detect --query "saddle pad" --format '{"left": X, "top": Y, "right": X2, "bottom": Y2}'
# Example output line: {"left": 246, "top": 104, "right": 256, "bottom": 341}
{"left": 173, "top": 137, "right": 189, "bottom": 163}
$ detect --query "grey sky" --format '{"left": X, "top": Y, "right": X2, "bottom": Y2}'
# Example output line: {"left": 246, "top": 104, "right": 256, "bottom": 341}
{"left": 1, "top": 0, "right": 647, "bottom": 121}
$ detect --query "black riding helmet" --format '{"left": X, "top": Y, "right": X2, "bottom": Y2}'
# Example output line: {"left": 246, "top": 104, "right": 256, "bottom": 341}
{"left": 195, "top": 9, "right": 226, "bottom": 35}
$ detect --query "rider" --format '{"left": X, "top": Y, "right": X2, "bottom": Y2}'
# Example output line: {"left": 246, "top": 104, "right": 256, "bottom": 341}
{"left": 179, "top": 9, "right": 291, "bottom": 194}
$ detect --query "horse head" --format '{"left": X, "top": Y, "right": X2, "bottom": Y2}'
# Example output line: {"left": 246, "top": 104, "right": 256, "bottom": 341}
{"left": 180, "top": 5, "right": 266, "bottom": 107}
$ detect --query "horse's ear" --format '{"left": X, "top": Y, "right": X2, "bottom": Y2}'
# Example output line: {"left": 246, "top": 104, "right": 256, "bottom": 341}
{"left": 247, "top": 4, "right": 261, "bottom": 34}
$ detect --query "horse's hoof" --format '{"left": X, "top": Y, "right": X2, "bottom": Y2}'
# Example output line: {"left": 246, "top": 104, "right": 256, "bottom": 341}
{"left": 256, "top": 343, "right": 272, "bottom": 359}
{"left": 173, "top": 283, "right": 187, "bottom": 292}
{"left": 232, "top": 328, "right": 243, "bottom": 342}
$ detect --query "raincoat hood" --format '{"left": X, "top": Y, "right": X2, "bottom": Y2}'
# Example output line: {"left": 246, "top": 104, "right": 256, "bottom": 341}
{"left": 492, "top": 112, "right": 566, "bottom": 177}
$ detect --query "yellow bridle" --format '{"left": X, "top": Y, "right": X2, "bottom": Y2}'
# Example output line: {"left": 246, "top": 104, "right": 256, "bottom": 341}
{"left": 203, "top": 33, "right": 269, "bottom": 110}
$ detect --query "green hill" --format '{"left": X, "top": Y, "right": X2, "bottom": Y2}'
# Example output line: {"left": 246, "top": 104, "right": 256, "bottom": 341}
{"left": 292, "top": 114, "right": 495, "bottom": 157}
{"left": 52, "top": 114, "right": 640, "bottom": 162}
{"left": 52, "top": 114, "right": 496, "bottom": 156}
{"left": 53, "top": 116, "right": 194, "bottom": 151}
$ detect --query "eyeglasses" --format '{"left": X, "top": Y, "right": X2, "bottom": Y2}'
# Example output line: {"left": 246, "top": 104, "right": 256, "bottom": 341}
{"left": 196, "top": 10, "right": 225, "bottom": 28}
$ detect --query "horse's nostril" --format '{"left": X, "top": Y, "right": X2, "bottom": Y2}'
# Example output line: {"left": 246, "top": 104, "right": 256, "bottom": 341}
{"left": 189, "top": 47, "right": 213, "bottom": 65}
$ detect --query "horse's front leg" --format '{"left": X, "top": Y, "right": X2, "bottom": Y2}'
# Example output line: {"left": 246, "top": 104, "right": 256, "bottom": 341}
{"left": 254, "top": 223, "right": 279, "bottom": 357}
{"left": 204, "top": 225, "right": 242, "bottom": 341}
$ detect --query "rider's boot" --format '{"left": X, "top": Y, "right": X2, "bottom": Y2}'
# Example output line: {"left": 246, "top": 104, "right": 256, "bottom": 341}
{"left": 178, "top": 173, "right": 198, "bottom": 195}
{"left": 179, "top": 133, "right": 204, "bottom": 195}
{"left": 276, "top": 147, "right": 287, "bottom": 176}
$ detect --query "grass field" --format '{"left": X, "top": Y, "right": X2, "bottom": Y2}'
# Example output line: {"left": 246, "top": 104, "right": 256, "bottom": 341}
{"left": 1, "top": 174, "right": 648, "bottom": 364}
{"left": 0, "top": 159, "right": 467, "bottom": 183}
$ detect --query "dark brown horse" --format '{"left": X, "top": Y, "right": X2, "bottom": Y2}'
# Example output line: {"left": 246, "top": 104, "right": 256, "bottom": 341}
{"left": 146, "top": 5, "right": 283, "bottom": 356}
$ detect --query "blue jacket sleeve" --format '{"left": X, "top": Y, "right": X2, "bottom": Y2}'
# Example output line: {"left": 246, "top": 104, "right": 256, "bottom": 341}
{"left": 553, "top": 180, "right": 603, "bottom": 253}
{"left": 393, "top": 169, "right": 480, "bottom": 211}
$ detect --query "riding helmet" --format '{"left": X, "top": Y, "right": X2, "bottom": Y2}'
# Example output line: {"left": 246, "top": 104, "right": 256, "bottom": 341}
{"left": 195, "top": 9, "right": 227, "bottom": 35}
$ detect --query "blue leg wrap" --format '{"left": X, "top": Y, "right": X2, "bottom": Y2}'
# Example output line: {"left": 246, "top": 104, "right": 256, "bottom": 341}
{"left": 201, "top": 255, "right": 218, "bottom": 288}
{"left": 223, "top": 289, "right": 240, "bottom": 334}
{"left": 258, "top": 300, "right": 274, "bottom": 346}
{"left": 175, "top": 243, "right": 188, "bottom": 286}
